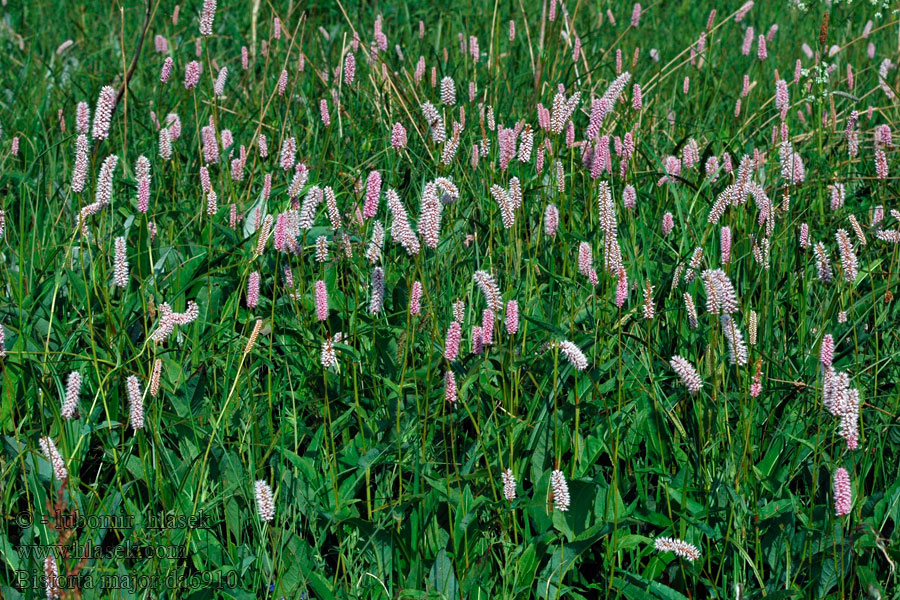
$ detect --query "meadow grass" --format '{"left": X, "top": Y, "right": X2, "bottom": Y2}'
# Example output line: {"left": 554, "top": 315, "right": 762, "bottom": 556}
{"left": 1, "top": 0, "right": 900, "bottom": 598}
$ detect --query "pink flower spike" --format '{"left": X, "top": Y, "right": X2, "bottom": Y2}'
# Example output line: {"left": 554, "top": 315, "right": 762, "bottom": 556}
{"left": 160, "top": 57, "right": 173, "bottom": 83}
{"left": 184, "top": 61, "right": 201, "bottom": 89}
{"left": 315, "top": 280, "right": 329, "bottom": 321}
{"left": 444, "top": 321, "right": 461, "bottom": 361}
{"left": 505, "top": 300, "right": 519, "bottom": 335}
{"left": 320, "top": 99, "right": 331, "bottom": 126}
{"left": 391, "top": 123, "right": 407, "bottom": 149}
{"left": 662, "top": 212, "right": 674, "bottom": 236}
{"left": 615, "top": 268, "right": 628, "bottom": 308}
{"left": 247, "top": 272, "right": 260, "bottom": 309}
{"left": 199, "top": 0, "right": 217, "bottom": 36}
{"left": 91, "top": 86, "right": 116, "bottom": 141}
{"left": 820, "top": 334, "right": 834, "bottom": 368}
{"left": 833, "top": 467, "right": 852, "bottom": 516}
{"left": 444, "top": 371, "right": 457, "bottom": 403}
{"left": 409, "top": 281, "right": 423, "bottom": 316}
{"left": 481, "top": 309, "right": 494, "bottom": 346}
{"left": 364, "top": 171, "right": 382, "bottom": 218}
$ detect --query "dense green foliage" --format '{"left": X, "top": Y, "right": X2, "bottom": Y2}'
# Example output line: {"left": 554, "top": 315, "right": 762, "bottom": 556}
{"left": 1, "top": 0, "right": 900, "bottom": 598}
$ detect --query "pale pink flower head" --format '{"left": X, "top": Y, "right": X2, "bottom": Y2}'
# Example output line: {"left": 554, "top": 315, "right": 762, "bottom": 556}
{"left": 166, "top": 113, "right": 181, "bottom": 140}
{"left": 735, "top": 1, "right": 754, "bottom": 23}
{"left": 61, "top": 371, "right": 82, "bottom": 420}
{"left": 76, "top": 101, "right": 90, "bottom": 134}
{"left": 799, "top": 223, "right": 810, "bottom": 249}
{"left": 126, "top": 375, "right": 144, "bottom": 430}
{"left": 320, "top": 99, "right": 331, "bottom": 126}
{"left": 654, "top": 537, "right": 700, "bottom": 562}
{"left": 444, "top": 371, "right": 457, "bottom": 403}
{"left": 577, "top": 242, "right": 593, "bottom": 276}
{"left": 409, "top": 281, "right": 423, "bottom": 316}
{"left": 255, "top": 480, "right": 275, "bottom": 522}
{"left": 544, "top": 204, "right": 559, "bottom": 237}
{"left": 160, "top": 56, "right": 173, "bottom": 83}
{"left": 820, "top": 334, "right": 834, "bottom": 368}
{"left": 670, "top": 355, "right": 702, "bottom": 395}
{"left": 481, "top": 309, "right": 494, "bottom": 346}
{"left": 391, "top": 123, "right": 407, "bottom": 149}
{"left": 201, "top": 125, "right": 219, "bottom": 164}
{"left": 344, "top": 52, "right": 356, "bottom": 86}
{"left": 502, "top": 468, "right": 516, "bottom": 500}
{"left": 444, "top": 321, "right": 461, "bottom": 361}
{"left": 833, "top": 467, "right": 852, "bottom": 516}
{"left": 471, "top": 326, "right": 484, "bottom": 355}
{"left": 315, "top": 280, "right": 329, "bottom": 321}
{"left": 247, "top": 271, "right": 260, "bottom": 308}
{"left": 214, "top": 66, "right": 228, "bottom": 96}
{"left": 505, "top": 300, "right": 519, "bottom": 335}
{"left": 623, "top": 185, "right": 636, "bottom": 210}
{"left": 279, "top": 137, "right": 296, "bottom": 170}
{"left": 277, "top": 69, "right": 288, "bottom": 95}
{"left": 558, "top": 340, "right": 588, "bottom": 371}
{"left": 720, "top": 227, "right": 732, "bottom": 265}
{"left": 550, "top": 469, "right": 570, "bottom": 511}
{"left": 137, "top": 174, "right": 150, "bottom": 213}
{"left": 57, "top": 39, "right": 75, "bottom": 54}
{"left": 875, "top": 149, "right": 888, "bottom": 179}
{"left": 662, "top": 212, "right": 674, "bottom": 236}
{"left": 364, "top": 171, "right": 382, "bottom": 218}
{"left": 615, "top": 269, "right": 628, "bottom": 307}
{"left": 741, "top": 27, "right": 754, "bottom": 56}
{"left": 91, "top": 85, "right": 116, "bottom": 141}
{"left": 71, "top": 134, "right": 89, "bottom": 193}
{"left": 184, "top": 61, "right": 201, "bottom": 89}
{"left": 39, "top": 436, "right": 68, "bottom": 481}
{"left": 199, "top": 0, "right": 217, "bottom": 36}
